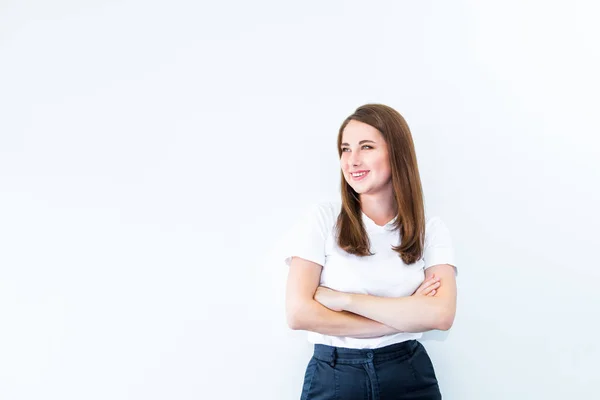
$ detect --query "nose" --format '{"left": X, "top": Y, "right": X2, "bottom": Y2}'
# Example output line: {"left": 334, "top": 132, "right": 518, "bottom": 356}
{"left": 348, "top": 151, "right": 361, "bottom": 168}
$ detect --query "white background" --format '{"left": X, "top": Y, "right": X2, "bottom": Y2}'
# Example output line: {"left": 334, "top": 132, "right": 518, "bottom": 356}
{"left": 1, "top": 1, "right": 599, "bottom": 399}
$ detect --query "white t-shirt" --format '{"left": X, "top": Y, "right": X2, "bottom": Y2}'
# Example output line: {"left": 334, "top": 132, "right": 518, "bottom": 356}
{"left": 284, "top": 201, "right": 457, "bottom": 349}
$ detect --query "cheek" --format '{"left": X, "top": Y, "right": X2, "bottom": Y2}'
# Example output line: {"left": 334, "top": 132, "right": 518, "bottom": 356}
{"left": 373, "top": 156, "right": 390, "bottom": 172}
{"left": 340, "top": 156, "right": 349, "bottom": 171}
{"left": 372, "top": 157, "right": 392, "bottom": 180}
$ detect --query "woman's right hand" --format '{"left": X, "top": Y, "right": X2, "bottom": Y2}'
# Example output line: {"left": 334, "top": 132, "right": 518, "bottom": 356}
{"left": 411, "top": 274, "right": 441, "bottom": 297}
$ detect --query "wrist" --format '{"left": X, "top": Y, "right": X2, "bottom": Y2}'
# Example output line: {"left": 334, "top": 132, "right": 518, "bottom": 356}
{"left": 343, "top": 292, "right": 356, "bottom": 311}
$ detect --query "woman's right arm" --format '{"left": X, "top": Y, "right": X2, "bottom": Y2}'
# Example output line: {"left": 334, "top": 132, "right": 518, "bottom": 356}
{"left": 286, "top": 256, "right": 400, "bottom": 338}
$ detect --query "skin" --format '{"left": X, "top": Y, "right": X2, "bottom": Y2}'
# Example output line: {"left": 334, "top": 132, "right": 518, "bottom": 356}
{"left": 314, "top": 264, "right": 457, "bottom": 332}
{"left": 311, "top": 120, "right": 457, "bottom": 332}
{"left": 339, "top": 120, "right": 396, "bottom": 226}
{"left": 315, "top": 274, "right": 441, "bottom": 312}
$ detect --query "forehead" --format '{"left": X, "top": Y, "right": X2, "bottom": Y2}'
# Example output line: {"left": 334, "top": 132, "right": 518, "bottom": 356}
{"left": 341, "top": 120, "right": 383, "bottom": 143}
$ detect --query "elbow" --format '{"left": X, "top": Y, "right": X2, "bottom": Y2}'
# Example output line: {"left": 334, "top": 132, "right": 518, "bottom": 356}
{"left": 287, "top": 313, "right": 302, "bottom": 330}
{"left": 437, "top": 317, "right": 454, "bottom": 331}
{"left": 435, "top": 307, "right": 456, "bottom": 331}
{"left": 286, "top": 302, "right": 310, "bottom": 330}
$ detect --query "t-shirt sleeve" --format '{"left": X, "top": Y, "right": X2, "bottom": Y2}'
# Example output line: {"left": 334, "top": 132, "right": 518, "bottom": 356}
{"left": 283, "top": 203, "right": 331, "bottom": 267}
{"left": 423, "top": 216, "right": 457, "bottom": 275}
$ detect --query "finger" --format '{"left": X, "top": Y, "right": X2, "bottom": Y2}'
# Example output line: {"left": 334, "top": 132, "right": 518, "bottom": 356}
{"left": 417, "top": 279, "right": 440, "bottom": 294}
{"left": 416, "top": 282, "right": 431, "bottom": 294}
{"left": 423, "top": 275, "right": 438, "bottom": 286}
{"left": 416, "top": 277, "right": 435, "bottom": 292}
{"left": 420, "top": 281, "right": 441, "bottom": 295}
{"left": 428, "top": 289, "right": 437, "bottom": 296}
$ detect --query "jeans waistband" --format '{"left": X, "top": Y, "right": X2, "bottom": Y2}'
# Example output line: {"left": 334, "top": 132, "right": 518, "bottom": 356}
{"left": 313, "top": 340, "right": 418, "bottom": 367}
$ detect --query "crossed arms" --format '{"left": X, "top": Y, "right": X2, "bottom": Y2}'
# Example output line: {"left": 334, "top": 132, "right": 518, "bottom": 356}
{"left": 285, "top": 257, "right": 457, "bottom": 337}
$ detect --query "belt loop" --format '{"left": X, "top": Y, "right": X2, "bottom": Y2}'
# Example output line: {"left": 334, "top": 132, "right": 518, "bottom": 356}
{"left": 329, "top": 347, "right": 337, "bottom": 367}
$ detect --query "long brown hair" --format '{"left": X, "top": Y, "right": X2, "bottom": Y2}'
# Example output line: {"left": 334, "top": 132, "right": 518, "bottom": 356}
{"left": 335, "top": 104, "right": 425, "bottom": 265}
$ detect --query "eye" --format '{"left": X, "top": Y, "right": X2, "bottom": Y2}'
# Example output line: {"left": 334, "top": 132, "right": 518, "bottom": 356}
{"left": 341, "top": 145, "right": 372, "bottom": 152}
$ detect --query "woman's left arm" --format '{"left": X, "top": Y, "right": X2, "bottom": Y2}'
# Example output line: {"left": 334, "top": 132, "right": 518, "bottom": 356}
{"left": 342, "top": 264, "right": 457, "bottom": 333}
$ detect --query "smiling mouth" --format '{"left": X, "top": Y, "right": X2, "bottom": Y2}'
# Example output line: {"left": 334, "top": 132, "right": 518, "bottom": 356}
{"left": 350, "top": 171, "right": 369, "bottom": 181}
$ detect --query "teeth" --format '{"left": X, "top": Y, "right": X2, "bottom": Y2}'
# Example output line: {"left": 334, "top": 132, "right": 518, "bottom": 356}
{"left": 352, "top": 172, "right": 367, "bottom": 177}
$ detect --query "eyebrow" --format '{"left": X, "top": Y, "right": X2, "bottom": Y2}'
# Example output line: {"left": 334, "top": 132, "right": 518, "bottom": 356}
{"left": 340, "top": 140, "right": 376, "bottom": 146}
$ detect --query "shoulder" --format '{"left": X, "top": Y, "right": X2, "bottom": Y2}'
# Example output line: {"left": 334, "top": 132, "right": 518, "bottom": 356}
{"left": 422, "top": 213, "right": 456, "bottom": 273}
{"left": 313, "top": 201, "right": 342, "bottom": 219}
{"left": 425, "top": 214, "right": 445, "bottom": 228}
{"left": 303, "top": 201, "right": 341, "bottom": 229}
{"left": 423, "top": 213, "right": 453, "bottom": 244}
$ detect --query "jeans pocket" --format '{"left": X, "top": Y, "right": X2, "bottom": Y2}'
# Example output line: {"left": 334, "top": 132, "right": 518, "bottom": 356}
{"left": 301, "top": 357, "right": 318, "bottom": 400}
{"left": 301, "top": 357, "right": 339, "bottom": 400}
{"left": 408, "top": 343, "right": 439, "bottom": 388}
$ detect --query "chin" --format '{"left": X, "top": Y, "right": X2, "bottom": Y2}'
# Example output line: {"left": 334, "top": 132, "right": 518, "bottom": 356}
{"left": 350, "top": 186, "right": 368, "bottom": 195}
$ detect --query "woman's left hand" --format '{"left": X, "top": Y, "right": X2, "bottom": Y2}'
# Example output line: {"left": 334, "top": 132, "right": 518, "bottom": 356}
{"left": 314, "top": 286, "right": 351, "bottom": 312}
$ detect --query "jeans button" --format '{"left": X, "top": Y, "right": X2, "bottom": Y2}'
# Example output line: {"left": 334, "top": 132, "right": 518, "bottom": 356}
{"left": 367, "top": 352, "right": 373, "bottom": 359}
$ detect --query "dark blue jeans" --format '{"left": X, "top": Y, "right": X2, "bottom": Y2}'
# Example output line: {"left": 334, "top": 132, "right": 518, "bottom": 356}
{"left": 300, "top": 340, "right": 442, "bottom": 400}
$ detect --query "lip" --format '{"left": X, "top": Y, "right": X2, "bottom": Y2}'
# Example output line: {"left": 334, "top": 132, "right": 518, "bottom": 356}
{"left": 350, "top": 170, "right": 370, "bottom": 181}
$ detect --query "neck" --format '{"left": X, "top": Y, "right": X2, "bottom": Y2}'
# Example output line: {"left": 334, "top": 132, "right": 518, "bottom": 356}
{"left": 359, "top": 187, "right": 396, "bottom": 226}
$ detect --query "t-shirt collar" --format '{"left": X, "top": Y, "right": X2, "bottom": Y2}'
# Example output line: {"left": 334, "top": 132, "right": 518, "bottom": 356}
{"left": 361, "top": 211, "right": 397, "bottom": 231}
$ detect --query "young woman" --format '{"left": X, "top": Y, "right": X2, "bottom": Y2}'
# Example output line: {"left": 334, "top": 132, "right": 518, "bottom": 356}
{"left": 284, "top": 104, "right": 458, "bottom": 399}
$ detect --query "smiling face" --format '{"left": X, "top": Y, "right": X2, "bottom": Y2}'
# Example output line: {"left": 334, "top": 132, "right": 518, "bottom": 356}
{"left": 340, "top": 120, "right": 392, "bottom": 196}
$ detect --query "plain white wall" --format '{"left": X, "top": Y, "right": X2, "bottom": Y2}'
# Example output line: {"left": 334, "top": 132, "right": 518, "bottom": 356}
{"left": 1, "top": 1, "right": 598, "bottom": 399}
